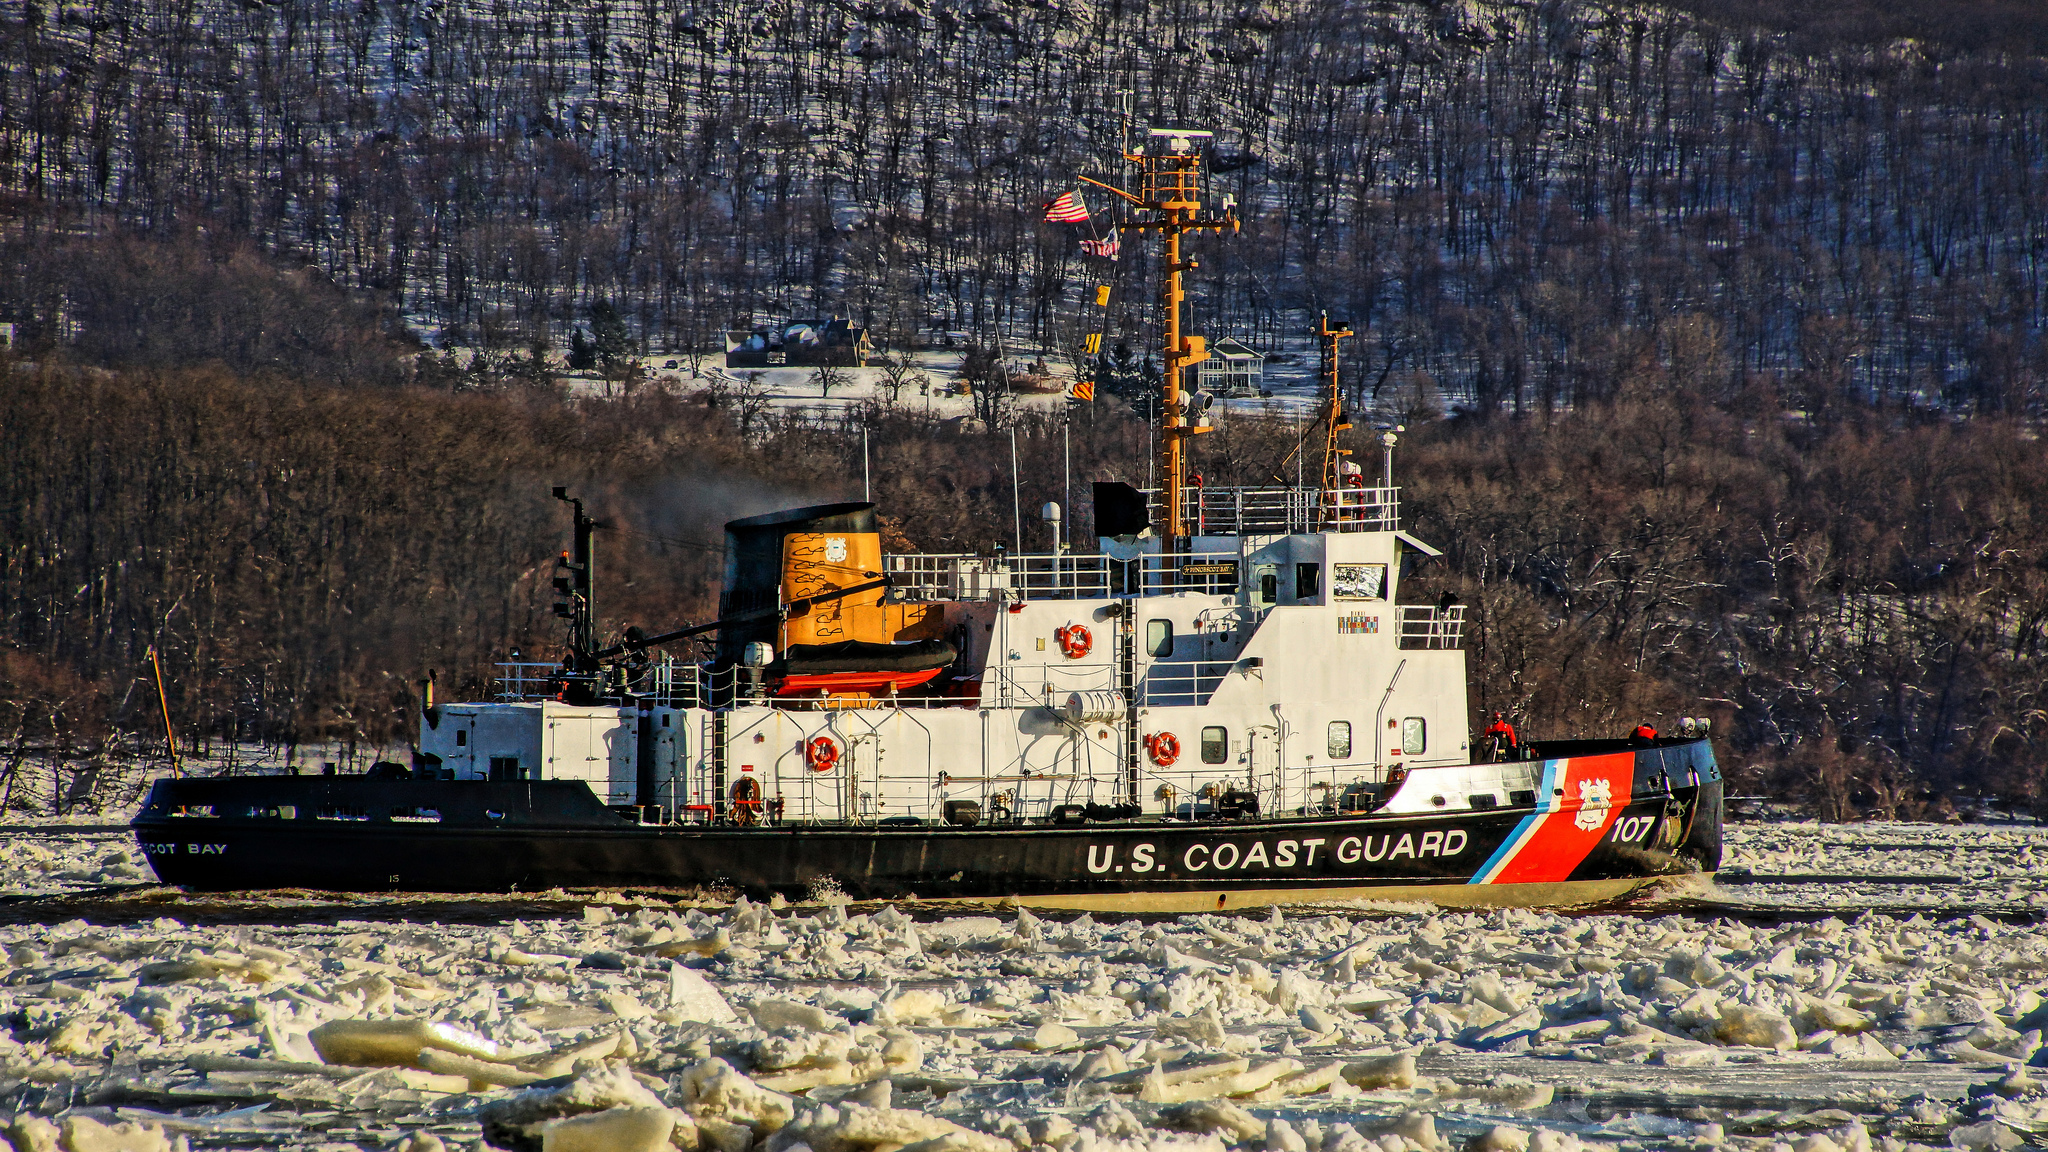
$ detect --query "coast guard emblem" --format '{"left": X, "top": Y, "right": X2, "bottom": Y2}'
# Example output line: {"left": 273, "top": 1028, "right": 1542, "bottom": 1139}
{"left": 1574, "top": 778, "right": 1613, "bottom": 831}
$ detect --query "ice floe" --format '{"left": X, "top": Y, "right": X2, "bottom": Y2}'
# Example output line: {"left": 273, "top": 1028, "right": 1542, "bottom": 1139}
{"left": 0, "top": 822, "right": 2043, "bottom": 1149}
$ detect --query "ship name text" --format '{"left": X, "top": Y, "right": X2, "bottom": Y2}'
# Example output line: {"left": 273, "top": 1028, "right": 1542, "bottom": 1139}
{"left": 1085, "top": 831, "right": 1469, "bottom": 875}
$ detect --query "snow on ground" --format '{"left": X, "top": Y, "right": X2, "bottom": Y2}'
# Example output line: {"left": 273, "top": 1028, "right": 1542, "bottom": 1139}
{"left": 3, "top": 822, "right": 2048, "bottom": 1150}
{"left": 560, "top": 346, "right": 1334, "bottom": 426}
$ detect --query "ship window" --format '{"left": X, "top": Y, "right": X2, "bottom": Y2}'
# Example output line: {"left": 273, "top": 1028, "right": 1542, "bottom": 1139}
{"left": 1200, "top": 726, "right": 1228, "bottom": 764}
{"left": 455, "top": 730, "right": 467, "bottom": 747}
{"left": 1327, "top": 721, "right": 1351, "bottom": 759}
{"left": 489, "top": 756, "right": 525, "bottom": 781}
{"left": 1295, "top": 563, "right": 1320, "bottom": 600}
{"left": 1145, "top": 619, "right": 1174, "bottom": 657}
{"left": 661, "top": 714, "right": 670, "bottom": 728}
{"left": 1259, "top": 571, "right": 1277, "bottom": 605}
{"left": 1402, "top": 717, "right": 1426, "bottom": 755}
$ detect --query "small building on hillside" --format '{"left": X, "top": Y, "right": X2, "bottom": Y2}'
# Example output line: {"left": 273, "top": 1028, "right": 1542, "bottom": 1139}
{"left": 1196, "top": 337, "right": 1264, "bottom": 397}
{"left": 726, "top": 317, "right": 873, "bottom": 368}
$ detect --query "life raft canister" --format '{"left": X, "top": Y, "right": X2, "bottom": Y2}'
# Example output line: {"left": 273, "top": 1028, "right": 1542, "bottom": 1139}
{"left": 1054, "top": 623, "right": 1093, "bottom": 659}
{"left": 805, "top": 736, "right": 841, "bottom": 772}
{"left": 1145, "top": 732, "right": 1181, "bottom": 767}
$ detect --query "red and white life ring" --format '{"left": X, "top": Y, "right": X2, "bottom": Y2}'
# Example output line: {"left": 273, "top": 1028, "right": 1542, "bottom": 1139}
{"left": 1054, "top": 624, "right": 1093, "bottom": 659}
{"left": 805, "top": 736, "right": 840, "bottom": 772}
{"left": 1146, "top": 732, "right": 1181, "bottom": 767}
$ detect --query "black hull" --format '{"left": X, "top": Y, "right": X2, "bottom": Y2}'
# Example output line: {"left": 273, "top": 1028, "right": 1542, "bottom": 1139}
{"left": 133, "top": 739, "right": 1721, "bottom": 911}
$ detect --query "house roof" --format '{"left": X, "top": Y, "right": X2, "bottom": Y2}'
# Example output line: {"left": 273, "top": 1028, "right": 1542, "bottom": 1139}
{"left": 1209, "top": 337, "right": 1261, "bottom": 360}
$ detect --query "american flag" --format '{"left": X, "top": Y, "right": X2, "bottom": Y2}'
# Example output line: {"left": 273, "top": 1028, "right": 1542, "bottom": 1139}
{"left": 1079, "top": 236, "right": 1120, "bottom": 260}
{"left": 1043, "top": 190, "right": 1089, "bottom": 222}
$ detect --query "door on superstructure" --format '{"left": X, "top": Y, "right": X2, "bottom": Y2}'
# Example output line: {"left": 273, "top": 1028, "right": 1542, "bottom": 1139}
{"left": 844, "top": 730, "right": 881, "bottom": 824}
{"left": 1247, "top": 727, "right": 1286, "bottom": 815}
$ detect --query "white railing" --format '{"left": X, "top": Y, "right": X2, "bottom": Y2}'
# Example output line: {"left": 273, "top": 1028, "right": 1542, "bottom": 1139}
{"left": 981, "top": 662, "right": 1121, "bottom": 709}
{"left": 1396, "top": 604, "right": 1466, "bottom": 649}
{"left": 1137, "top": 661, "right": 1230, "bottom": 707}
{"left": 884, "top": 550, "right": 1243, "bottom": 602}
{"left": 1175, "top": 485, "right": 1400, "bottom": 534}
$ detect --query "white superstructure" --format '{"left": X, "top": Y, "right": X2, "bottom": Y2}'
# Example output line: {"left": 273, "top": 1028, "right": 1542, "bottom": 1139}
{"left": 417, "top": 483, "right": 1474, "bottom": 828}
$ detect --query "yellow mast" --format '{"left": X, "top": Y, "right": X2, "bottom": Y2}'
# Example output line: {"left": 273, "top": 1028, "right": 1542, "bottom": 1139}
{"left": 1081, "top": 128, "right": 1237, "bottom": 540}
{"left": 1316, "top": 313, "right": 1354, "bottom": 525}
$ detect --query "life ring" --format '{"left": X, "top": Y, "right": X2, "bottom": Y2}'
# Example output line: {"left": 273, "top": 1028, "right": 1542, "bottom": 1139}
{"left": 805, "top": 736, "right": 840, "bottom": 772}
{"left": 1146, "top": 732, "right": 1180, "bottom": 767}
{"left": 1055, "top": 624, "right": 1093, "bottom": 659}
{"left": 731, "top": 776, "right": 763, "bottom": 825}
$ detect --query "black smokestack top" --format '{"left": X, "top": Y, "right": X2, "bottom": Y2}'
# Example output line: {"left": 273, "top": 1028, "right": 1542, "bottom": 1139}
{"left": 717, "top": 502, "right": 877, "bottom": 663}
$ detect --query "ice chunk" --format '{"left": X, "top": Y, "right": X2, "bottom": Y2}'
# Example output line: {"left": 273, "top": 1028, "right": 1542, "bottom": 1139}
{"left": 139, "top": 953, "right": 282, "bottom": 985}
{"left": 1473, "top": 1128, "right": 1530, "bottom": 1152}
{"left": 1949, "top": 1121, "right": 2022, "bottom": 1151}
{"left": 668, "top": 964, "right": 739, "bottom": 1023}
{"left": 540, "top": 1106, "right": 676, "bottom": 1152}
{"left": 879, "top": 989, "right": 949, "bottom": 1024}
{"left": 1444, "top": 1077, "right": 1554, "bottom": 1110}
{"left": 1367, "top": 1112, "right": 1444, "bottom": 1152}
{"left": 308, "top": 1018, "right": 502, "bottom": 1067}
{"left": 653, "top": 928, "right": 733, "bottom": 959}
{"left": 495, "top": 947, "right": 578, "bottom": 967}
{"left": 1022, "top": 1023, "right": 1080, "bottom": 1052}
{"left": 767, "top": 1103, "right": 1011, "bottom": 1152}
{"left": 1161, "top": 945, "right": 1223, "bottom": 974}
{"left": 1240, "top": 1062, "right": 1347, "bottom": 1102}
{"left": 1300, "top": 1007, "right": 1339, "bottom": 1036}
{"left": 1154, "top": 1005, "right": 1228, "bottom": 1048}
{"left": 1159, "top": 1101, "right": 1265, "bottom": 1142}
{"left": 1713, "top": 1005, "right": 1797, "bottom": 1051}
{"left": 681, "top": 1058, "right": 797, "bottom": 1132}
{"left": 11, "top": 1116, "right": 61, "bottom": 1152}
{"left": 1137, "top": 1058, "right": 1300, "bottom": 1104}
{"left": 480, "top": 1064, "right": 671, "bottom": 1151}
{"left": 417, "top": 1048, "right": 548, "bottom": 1089}
{"left": 1534, "top": 1019, "right": 1613, "bottom": 1045}
{"left": 1341, "top": 1054, "right": 1417, "bottom": 1090}
{"left": 1799, "top": 999, "right": 1876, "bottom": 1033}
{"left": 58, "top": 1116, "right": 179, "bottom": 1152}
{"left": 517, "top": 1033, "right": 626, "bottom": 1079}
{"left": 1265, "top": 1117, "right": 1309, "bottom": 1152}
{"left": 756, "top": 999, "right": 840, "bottom": 1033}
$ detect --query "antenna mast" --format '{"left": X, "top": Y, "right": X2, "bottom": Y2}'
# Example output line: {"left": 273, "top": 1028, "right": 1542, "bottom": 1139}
{"left": 1316, "top": 313, "right": 1354, "bottom": 525}
{"left": 1081, "top": 126, "right": 1237, "bottom": 541}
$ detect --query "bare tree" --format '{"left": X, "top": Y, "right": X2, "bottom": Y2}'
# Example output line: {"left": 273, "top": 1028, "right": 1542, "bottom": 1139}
{"left": 812, "top": 363, "right": 851, "bottom": 400}
{"left": 875, "top": 355, "right": 918, "bottom": 404}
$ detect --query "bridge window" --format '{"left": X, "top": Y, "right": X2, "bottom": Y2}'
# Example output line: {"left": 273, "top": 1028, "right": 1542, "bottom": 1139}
{"left": 1295, "top": 563, "right": 1320, "bottom": 600}
{"left": 1200, "top": 727, "right": 1228, "bottom": 764}
{"left": 1327, "top": 721, "right": 1351, "bottom": 759}
{"left": 1401, "top": 717, "right": 1427, "bottom": 756}
{"left": 1145, "top": 619, "right": 1174, "bottom": 657}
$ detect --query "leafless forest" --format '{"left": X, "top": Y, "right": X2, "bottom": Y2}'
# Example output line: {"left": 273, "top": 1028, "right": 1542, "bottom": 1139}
{"left": 1, "top": 0, "right": 2046, "bottom": 814}
{"left": 3, "top": 0, "right": 2045, "bottom": 406}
